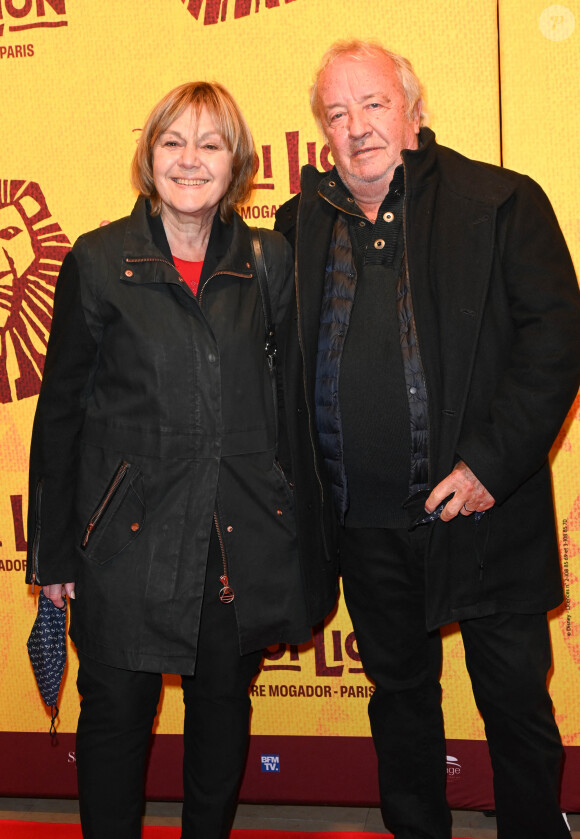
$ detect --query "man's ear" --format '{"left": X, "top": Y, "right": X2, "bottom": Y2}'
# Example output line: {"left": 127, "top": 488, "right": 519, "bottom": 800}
{"left": 412, "top": 99, "right": 423, "bottom": 132}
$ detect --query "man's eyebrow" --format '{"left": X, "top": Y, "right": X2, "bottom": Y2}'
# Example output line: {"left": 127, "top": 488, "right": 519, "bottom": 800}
{"left": 325, "top": 93, "right": 392, "bottom": 110}
{"left": 359, "top": 92, "right": 392, "bottom": 104}
{"left": 323, "top": 99, "right": 346, "bottom": 111}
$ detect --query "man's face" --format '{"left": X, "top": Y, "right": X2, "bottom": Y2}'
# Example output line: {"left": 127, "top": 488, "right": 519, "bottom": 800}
{"left": 318, "top": 53, "right": 421, "bottom": 205}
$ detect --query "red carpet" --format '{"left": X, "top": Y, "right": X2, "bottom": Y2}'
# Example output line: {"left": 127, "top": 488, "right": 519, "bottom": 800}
{"left": 0, "top": 823, "right": 480, "bottom": 838}
{"left": 0, "top": 826, "right": 398, "bottom": 839}
{"left": 0, "top": 825, "right": 393, "bottom": 839}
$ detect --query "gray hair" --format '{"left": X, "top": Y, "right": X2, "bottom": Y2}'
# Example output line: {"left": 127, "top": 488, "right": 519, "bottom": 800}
{"left": 310, "top": 39, "right": 428, "bottom": 132}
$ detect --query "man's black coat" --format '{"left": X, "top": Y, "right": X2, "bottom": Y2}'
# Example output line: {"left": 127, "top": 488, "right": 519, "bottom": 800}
{"left": 276, "top": 128, "right": 580, "bottom": 630}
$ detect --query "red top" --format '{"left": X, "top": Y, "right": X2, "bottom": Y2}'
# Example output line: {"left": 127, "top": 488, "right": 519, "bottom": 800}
{"left": 173, "top": 256, "right": 203, "bottom": 296}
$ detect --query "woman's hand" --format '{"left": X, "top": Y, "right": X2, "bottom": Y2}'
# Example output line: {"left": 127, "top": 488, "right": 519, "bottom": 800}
{"left": 42, "top": 582, "right": 76, "bottom": 609}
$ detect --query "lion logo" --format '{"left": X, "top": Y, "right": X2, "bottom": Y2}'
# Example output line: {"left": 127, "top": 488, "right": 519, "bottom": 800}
{"left": 181, "top": 0, "right": 297, "bottom": 25}
{"left": 0, "top": 180, "right": 70, "bottom": 403}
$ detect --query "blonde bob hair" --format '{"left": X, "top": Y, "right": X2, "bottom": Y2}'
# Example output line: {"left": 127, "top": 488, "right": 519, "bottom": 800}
{"left": 310, "top": 39, "right": 428, "bottom": 133}
{"left": 131, "top": 81, "right": 256, "bottom": 224}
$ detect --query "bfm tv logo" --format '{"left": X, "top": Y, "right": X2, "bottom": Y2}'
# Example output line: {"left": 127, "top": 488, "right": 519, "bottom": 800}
{"left": 182, "top": 0, "right": 297, "bottom": 26}
{"left": 261, "top": 754, "right": 280, "bottom": 773}
{"left": 0, "top": 0, "right": 68, "bottom": 39}
{"left": 260, "top": 753, "right": 459, "bottom": 777}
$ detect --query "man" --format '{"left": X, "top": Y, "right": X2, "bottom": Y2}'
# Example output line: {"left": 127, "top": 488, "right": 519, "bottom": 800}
{"left": 275, "top": 39, "right": 580, "bottom": 839}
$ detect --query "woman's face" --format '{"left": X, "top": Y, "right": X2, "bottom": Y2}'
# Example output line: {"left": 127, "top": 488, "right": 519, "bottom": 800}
{"left": 152, "top": 105, "right": 234, "bottom": 225}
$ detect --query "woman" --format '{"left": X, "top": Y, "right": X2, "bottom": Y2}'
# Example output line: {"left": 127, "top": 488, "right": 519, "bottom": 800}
{"left": 26, "top": 82, "right": 320, "bottom": 839}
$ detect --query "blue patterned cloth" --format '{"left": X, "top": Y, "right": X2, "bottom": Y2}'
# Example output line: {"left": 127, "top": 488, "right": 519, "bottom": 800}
{"left": 417, "top": 501, "right": 484, "bottom": 524}
{"left": 27, "top": 590, "right": 67, "bottom": 734}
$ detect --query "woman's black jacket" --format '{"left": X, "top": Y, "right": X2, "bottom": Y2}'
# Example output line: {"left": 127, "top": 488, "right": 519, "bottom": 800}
{"left": 26, "top": 196, "right": 335, "bottom": 673}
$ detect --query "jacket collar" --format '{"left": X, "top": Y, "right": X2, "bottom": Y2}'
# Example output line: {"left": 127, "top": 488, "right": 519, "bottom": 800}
{"left": 400, "top": 126, "right": 438, "bottom": 189}
{"left": 121, "top": 195, "right": 250, "bottom": 284}
{"left": 300, "top": 127, "right": 513, "bottom": 207}
{"left": 199, "top": 208, "right": 238, "bottom": 286}
{"left": 122, "top": 195, "right": 170, "bottom": 263}
{"left": 403, "top": 126, "right": 514, "bottom": 206}
{"left": 296, "top": 128, "right": 438, "bottom": 210}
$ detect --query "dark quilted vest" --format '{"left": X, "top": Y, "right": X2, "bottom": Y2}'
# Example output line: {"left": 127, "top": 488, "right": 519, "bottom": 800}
{"left": 315, "top": 213, "right": 429, "bottom": 525}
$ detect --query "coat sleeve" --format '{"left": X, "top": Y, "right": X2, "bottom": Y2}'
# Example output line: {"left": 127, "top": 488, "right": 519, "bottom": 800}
{"left": 274, "top": 194, "right": 299, "bottom": 252}
{"left": 26, "top": 246, "right": 100, "bottom": 586}
{"left": 258, "top": 227, "right": 294, "bottom": 328}
{"left": 456, "top": 175, "right": 580, "bottom": 503}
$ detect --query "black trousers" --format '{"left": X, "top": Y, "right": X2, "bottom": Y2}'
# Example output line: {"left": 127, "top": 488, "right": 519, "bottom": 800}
{"left": 339, "top": 525, "right": 570, "bottom": 839}
{"left": 75, "top": 529, "right": 262, "bottom": 839}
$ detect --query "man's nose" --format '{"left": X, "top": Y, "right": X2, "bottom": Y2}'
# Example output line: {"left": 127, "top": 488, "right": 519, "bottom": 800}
{"left": 348, "top": 109, "right": 371, "bottom": 138}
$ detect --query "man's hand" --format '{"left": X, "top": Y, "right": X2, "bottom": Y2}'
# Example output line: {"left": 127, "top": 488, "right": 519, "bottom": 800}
{"left": 425, "top": 461, "right": 495, "bottom": 522}
{"left": 42, "top": 582, "right": 75, "bottom": 609}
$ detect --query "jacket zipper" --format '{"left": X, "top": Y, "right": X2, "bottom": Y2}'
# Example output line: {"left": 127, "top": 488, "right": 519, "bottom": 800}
{"left": 31, "top": 479, "right": 43, "bottom": 592}
{"left": 125, "top": 255, "right": 186, "bottom": 285}
{"left": 213, "top": 510, "right": 234, "bottom": 603}
{"left": 126, "top": 255, "right": 180, "bottom": 270}
{"left": 198, "top": 270, "right": 251, "bottom": 304}
{"left": 200, "top": 263, "right": 252, "bottom": 604}
{"left": 199, "top": 263, "right": 256, "bottom": 603}
{"left": 401, "top": 154, "right": 431, "bottom": 487}
{"left": 294, "top": 197, "right": 330, "bottom": 558}
{"left": 125, "top": 257, "right": 252, "bottom": 304}
{"left": 82, "top": 461, "right": 130, "bottom": 548}
{"left": 198, "top": 263, "right": 253, "bottom": 601}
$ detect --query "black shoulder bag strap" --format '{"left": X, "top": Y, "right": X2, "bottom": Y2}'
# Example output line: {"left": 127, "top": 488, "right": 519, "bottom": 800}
{"left": 250, "top": 227, "right": 278, "bottom": 446}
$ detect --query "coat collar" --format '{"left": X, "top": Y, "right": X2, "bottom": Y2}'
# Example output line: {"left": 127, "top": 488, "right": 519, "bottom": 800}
{"left": 403, "top": 127, "right": 514, "bottom": 207}
{"left": 122, "top": 196, "right": 169, "bottom": 263}
{"left": 298, "top": 127, "right": 515, "bottom": 209}
{"left": 120, "top": 195, "right": 251, "bottom": 286}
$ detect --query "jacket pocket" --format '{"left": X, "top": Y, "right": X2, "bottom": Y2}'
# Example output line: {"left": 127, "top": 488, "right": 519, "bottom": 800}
{"left": 81, "top": 460, "right": 145, "bottom": 564}
{"left": 273, "top": 458, "right": 295, "bottom": 507}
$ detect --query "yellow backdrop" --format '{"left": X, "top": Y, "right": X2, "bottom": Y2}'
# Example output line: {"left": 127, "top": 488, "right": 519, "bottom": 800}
{"left": 499, "top": 0, "right": 580, "bottom": 747}
{"left": 1, "top": 0, "right": 578, "bottom": 757}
